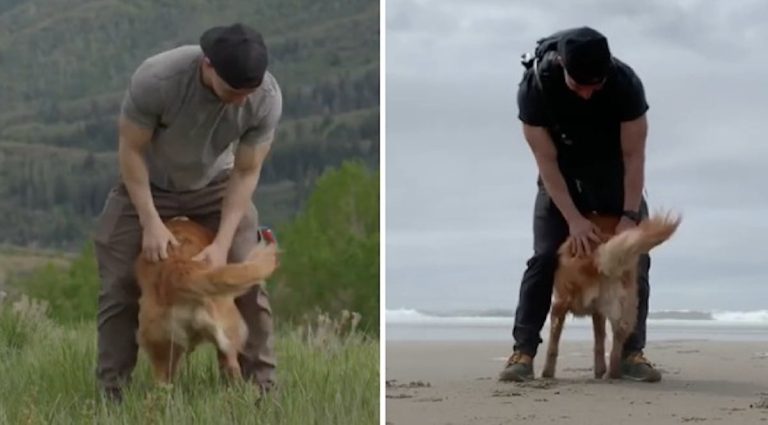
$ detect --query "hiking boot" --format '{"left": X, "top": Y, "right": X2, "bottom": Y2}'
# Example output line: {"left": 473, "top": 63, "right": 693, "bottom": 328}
{"left": 621, "top": 352, "right": 662, "bottom": 382}
{"left": 498, "top": 352, "right": 534, "bottom": 382}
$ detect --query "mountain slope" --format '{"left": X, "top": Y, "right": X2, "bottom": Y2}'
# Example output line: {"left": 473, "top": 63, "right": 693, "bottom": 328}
{"left": 0, "top": 0, "right": 380, "bottom": 248}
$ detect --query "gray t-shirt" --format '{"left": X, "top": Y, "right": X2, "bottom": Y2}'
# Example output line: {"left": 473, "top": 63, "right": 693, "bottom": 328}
{"left": 120, "top": 45, "right": 282, "bottom": 191}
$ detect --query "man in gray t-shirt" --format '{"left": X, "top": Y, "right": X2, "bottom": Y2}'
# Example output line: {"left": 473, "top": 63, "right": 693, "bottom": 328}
{"left": 93, "top": 23, "right": 282, "bottom": 401}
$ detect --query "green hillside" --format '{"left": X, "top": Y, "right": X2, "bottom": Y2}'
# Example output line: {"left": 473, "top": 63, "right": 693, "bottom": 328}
{"left": 0, "top": 0, "right": 380, "bottom": 249}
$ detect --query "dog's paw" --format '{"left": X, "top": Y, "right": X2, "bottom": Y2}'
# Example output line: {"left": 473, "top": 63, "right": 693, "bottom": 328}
{"left": 608, "top": 368, "right": 622, "bottom": 380}
{"left": 594, "top": 362, "right": 607, "bottom": 379}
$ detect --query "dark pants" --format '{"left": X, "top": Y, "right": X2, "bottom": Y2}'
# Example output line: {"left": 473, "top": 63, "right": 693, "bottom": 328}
{"left": 512, "top": 187, "right": 651, "bottom": 358}
{"left": 93, "top": 173, "right": 276, "bottom": 394}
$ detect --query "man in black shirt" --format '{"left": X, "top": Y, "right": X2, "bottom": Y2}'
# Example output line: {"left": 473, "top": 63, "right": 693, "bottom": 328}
{"left": 499, "top": 27, "right": 661, "bottom": 382}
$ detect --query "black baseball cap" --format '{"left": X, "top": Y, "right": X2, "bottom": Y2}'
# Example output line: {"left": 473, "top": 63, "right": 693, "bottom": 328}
{"left": 557, "top": 27, "right": 613, "bottom": 85}
{"left": 200, "top": 23, "right": 269, "bottom": 89}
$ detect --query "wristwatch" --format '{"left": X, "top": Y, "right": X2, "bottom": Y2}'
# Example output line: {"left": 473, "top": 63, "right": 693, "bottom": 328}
{"left": 622, "top": 210, "right": 641, "bottom": 224}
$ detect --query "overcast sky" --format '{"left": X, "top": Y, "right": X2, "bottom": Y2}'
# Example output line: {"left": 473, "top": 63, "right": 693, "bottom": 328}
{"left": 385, "top": 0, "right": 768, "bottom": 313}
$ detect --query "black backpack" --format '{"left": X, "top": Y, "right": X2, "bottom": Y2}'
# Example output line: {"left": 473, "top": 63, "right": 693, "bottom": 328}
{"left": 520, "top": 30, "right": 569, "bottom": 90}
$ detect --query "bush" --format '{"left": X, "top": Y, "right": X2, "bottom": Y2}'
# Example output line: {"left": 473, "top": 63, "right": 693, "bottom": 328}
{"left": 9, "top": 244, "right": 99, "bottom": 324}
{"left": 271, "top": 160, "right": 379, "bottom": 334}
{"left": 0, "top": 295, "right": 52, "bottom": 356}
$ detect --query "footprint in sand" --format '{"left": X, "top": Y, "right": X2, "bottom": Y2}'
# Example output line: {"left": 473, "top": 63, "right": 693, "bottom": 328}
{"left": 386, "top": 393, "right": 413, "bottom": 399}
{"left": 386, "top": 379, "right": 432, "bottom": 389}
{"left": 515, "top": 380, "right": 557, "bottom": 390}
{"left": 563, "top": 367, "right": 592, "bottom": 372}
{"left": 750, "top": 397, "right": 768, "bottom": 409}
{"left": 492, "top": 390, "right": 524, "bottom": 397}
{"left": 414, "top": 397, "right": 444, "bottom": 402}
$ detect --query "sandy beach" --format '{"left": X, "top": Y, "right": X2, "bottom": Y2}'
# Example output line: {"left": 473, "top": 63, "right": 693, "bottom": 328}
{"left": 386, "top": 339, "right": 768, "bottom": 425}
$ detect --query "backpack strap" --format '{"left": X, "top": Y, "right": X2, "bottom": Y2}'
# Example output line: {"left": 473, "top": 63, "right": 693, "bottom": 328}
{"left": 533, "top": 56, "right": 544, "bottom": 91}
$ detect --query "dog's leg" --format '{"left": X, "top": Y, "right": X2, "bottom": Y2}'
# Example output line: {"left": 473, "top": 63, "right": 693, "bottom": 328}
{"left": 622, "top": 269, "right": 640, "bottom": 349}
{"left": 217, "top": 350, "right": 229, "bottom": 382}
{"left": 213, "top": 314, "right": 247, "bottom": 383}
{"left": 218, "top": 349, "right": 243, "bottom": 381}
{"left": 542, "top": 301, "right": 568, "bottom": 378}
{"left": 608, "top": 318, "right": 621, "bottom": 379}
{"left": 608, "top": 272, "right": 639, "bottom": 379}
{"left": 608, "top": 317, "right": 631, "bottom": 379}
{"left": 146, "top": 342, "right": 185, "bottom": 385}
{"left": 225, "top": 350, "right": 243, "bottom": 380}
{"left": 592, "top": 313, "right": 607, "bottom": 379}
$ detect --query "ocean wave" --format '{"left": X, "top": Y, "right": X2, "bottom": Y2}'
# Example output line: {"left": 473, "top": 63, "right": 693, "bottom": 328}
{"left": 386, "top": 308, "right": 768, "bottom": 325}
{"left": 712, "top": 310, "right": 768, "bottom": 323}
{"left": 385, "top": 309, "right": 514, "bottom": 326}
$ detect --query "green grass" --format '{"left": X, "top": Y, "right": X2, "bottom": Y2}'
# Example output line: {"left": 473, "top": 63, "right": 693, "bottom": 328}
{"left": 0, "top": 299, "right": 379, "bottom": 424}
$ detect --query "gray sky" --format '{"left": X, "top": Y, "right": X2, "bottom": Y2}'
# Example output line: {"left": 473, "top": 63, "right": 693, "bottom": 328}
{"left": 385, "top": 0, "right": 768, "bottom": 313}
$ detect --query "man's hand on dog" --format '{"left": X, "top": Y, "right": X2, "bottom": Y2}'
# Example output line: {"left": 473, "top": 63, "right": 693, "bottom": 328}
{"left": 142, "top": 219, "right": 180, "bottom": 262}
{"left": 567, "top": 215, "right": 603, "bottom": 257}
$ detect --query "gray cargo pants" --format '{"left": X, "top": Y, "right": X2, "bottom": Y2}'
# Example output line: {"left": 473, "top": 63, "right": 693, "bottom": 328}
{"left": 93, "top": 172, "right": 276, "bottom": 393}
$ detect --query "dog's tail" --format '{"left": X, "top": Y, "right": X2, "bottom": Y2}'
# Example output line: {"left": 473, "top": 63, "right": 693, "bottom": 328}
{"left": 595, "top": 211, "right": 681, "bottom": 278}
{"left": 177, "top": 243, "right": 278, "bottom": 299}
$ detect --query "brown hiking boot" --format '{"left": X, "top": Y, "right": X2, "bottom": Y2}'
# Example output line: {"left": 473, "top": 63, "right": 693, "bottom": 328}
{"left": 621, "top": 352, "right": 662, "bottom": 382}
{"left": 498, "top": 352, "right": 534, "bottom": 382}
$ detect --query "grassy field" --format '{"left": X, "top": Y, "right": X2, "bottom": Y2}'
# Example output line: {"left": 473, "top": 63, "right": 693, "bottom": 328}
{"left": 0, "top": 248, "right": 73, "bottom": 290}
{"left": 0, "top": 299, "right": 379, "bottom": 424}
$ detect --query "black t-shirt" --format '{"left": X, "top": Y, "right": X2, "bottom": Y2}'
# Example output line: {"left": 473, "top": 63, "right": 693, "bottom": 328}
{"left": 517, "top": 55, "right": 648, "bottom": 185}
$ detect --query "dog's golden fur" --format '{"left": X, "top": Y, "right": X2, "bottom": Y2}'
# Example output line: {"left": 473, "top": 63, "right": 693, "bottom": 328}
{"left": 541, "top": 211, "right": 681, "bottom": 379}
{"left": 134, "top": 217, "right": 278, "bottom": 384}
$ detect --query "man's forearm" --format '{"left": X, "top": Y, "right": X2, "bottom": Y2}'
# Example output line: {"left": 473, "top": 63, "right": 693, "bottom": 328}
{"left": 118, "top": 142, "right": 160, "bottom": 228}
{"left": 623, "top": 153, "right": 644, "bottom": 212}
{"left": 620, "top": 114, "right": 648, "bottom": 213}
{"left": 537, "top": 159, "right": 582, "bottom": 224}
{"left": 523, "top": 123, "right": 583, "bottom": 224}
{"left": 214, "top": 167, "right": 261, "bottom": 250}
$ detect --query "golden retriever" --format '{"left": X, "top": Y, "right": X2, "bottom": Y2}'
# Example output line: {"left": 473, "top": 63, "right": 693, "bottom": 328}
{"left": 134, "top": 217, "right": 279, "bottom": 385}
{"left": 541, "top": 211, "right": 681, "bottom": 379}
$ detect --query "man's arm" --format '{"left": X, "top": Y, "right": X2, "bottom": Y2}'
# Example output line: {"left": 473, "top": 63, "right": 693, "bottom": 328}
{"left": 213, "top": 138, "right": 274, "bottom": 251}
{"left": 118, "top": 116, "right": 180, "bottom": 261}
{"left": 522, "top": 123, "right": 582, "bottom": 224}
{"left": 214, "top": 79, "right": 282, "bottom": 252}
{"left": 620, "top": 113, "right": 647, "bottom": 213}
{"left": 117, "top": 117, "right": 161, "bottom": 227}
